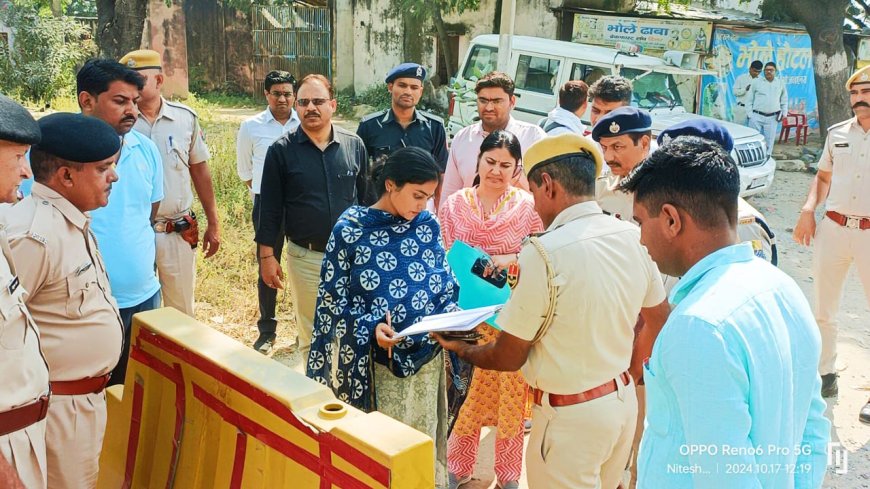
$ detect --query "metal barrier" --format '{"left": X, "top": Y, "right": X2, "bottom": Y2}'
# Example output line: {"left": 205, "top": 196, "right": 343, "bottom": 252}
{"left": 97, "top": 308, "right": 434, "bottom": 488}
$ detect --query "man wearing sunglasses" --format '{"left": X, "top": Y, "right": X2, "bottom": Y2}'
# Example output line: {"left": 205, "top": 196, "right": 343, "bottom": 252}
{"left": 237, "top": 70, "right": 301, "bottom": 353}
{"left": 256, "top": 74, "right": 371, "bottom": 369}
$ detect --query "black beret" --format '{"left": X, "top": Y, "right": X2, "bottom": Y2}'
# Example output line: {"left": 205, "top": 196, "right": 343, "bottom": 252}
{"left": 34, "top": 113, "right": 120, "bottom": 163}
{"left": 658, "top": 119, "right": 734, "bottom": 152}
{"left": 591, "top": 106, "right": 652, "bottom": 142}
{"left": 385, "top": 63, "right": 427, "bottom": 84}
{"left": 0, "top": 93, "right": 40, "bottom": 145}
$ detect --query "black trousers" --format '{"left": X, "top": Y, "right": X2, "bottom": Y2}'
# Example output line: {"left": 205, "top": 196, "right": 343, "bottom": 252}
{"left": 253, "top": 194, "right": 285, "bottom": 335}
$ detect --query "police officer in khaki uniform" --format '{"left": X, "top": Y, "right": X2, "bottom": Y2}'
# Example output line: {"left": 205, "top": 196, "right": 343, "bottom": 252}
{"left": 657, "top": 119, "right": 778, "bottom": 265}
{"left": 6, "top": 113, "right": 124, "bottom": 489}
{"left": 794, "top": 65, "right": 870, "bottom": 422}
{"left": 0, "top": 94, "right": 51, "bottom": 489}
{"left": 119, "top": 49, "right": 220, "bottom": 316}
{"left": 436, "top": 134, "right": 670, "bottom": 489}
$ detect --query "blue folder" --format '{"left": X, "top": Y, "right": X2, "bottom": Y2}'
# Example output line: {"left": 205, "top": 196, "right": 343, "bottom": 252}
{"left": 446, "top": 240, "right": 511, "bottom": 330}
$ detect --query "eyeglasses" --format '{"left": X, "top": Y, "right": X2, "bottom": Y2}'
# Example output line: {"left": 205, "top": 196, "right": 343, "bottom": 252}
{"left": 477, "top": 97, "right": 508, "bottom": 107}
{"left": 296, "top": 98, "right": 330, "bottom": 107}
{"left": 269, "top": 91, "right": 295, "bottom": 99}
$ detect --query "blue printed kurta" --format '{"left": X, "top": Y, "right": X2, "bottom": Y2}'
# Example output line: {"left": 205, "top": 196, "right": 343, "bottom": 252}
{"left": 307, "top": 205, "right": 460, "bottom": 412}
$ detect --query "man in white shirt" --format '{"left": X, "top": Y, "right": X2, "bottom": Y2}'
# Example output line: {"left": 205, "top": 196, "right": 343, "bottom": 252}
{"left": 236, "top": 70, "right": 301, "bottom": 353}
{"left": 733, "top": 60, "right": 762, "bottom": 126}
{"left": 748, "top": 62, "right": 788, "bottom": 157}
{"left": 440, "top": 72, "right": 545, "bottom": 207}
{"left": 542, "top": 80, "right": 589, "bottom": 136}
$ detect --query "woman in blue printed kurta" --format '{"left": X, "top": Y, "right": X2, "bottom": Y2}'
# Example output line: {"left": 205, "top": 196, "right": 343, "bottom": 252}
{"left": 307, "top": 147, "right": 462, "bottom": 487}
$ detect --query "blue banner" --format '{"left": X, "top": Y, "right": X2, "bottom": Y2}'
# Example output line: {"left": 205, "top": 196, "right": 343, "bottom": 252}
{"left": 700, "top": 27, "right": 818, "bottom": 130}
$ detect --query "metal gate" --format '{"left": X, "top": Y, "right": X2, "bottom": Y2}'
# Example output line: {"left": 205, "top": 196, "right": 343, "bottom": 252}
{"left": 252, "top": 2, "right": 332, "bottom": 99}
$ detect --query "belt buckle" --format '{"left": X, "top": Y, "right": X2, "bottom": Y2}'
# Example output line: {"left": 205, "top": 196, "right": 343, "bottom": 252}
{"left": 153, "top": 222, "right": 166, "bottom": 233}
{"left": 37, "top": 394, "right": 50, "bottom": 420}
{"left": 846, "top": 216, "right": 861, "bottom": 229}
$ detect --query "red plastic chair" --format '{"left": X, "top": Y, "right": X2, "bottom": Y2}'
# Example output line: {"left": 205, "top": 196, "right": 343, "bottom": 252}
{"left": 779, "top": 112, "right": 808, "bottom": 146}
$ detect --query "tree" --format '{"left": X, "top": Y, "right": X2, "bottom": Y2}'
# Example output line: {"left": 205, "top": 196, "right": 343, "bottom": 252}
{"left": 0, "top": 5, "right": 96, "bottom": 105}
{"left": 94, "top": 0, "right": 147, "bottom": 58}
{"left": 759, "top": 0, "right": 852, "bottom": 135}
{"left": 398, "top": 0, "right": 480, "bottom": 79}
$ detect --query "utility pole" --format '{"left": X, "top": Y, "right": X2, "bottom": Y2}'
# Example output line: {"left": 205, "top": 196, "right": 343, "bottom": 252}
{"left": 497, "top": 0, "right": 516, "bottom": 72}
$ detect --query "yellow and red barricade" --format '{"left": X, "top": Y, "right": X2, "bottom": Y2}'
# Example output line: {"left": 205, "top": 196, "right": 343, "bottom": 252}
{"left": 97, "top": 308, "right": 434, "bottom": 488}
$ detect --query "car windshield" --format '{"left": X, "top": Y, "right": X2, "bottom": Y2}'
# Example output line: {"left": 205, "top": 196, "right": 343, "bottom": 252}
{"left": 620, "top": 68, "right": 683, "bottom": 109}
{"left": 462, "top": 45, "right": 498, "bottom": 80}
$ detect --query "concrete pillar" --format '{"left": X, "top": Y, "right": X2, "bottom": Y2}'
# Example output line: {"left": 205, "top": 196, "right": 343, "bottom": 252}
{"left": 144, "top": 0, "right": 190, "bottom": 98}
{"left": 334, "top": 0, "right": 355, "bottom": 92}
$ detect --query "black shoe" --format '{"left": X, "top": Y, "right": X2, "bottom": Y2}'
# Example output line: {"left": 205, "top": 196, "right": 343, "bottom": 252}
{"left": 860, "top": 401, "right": 870, "bottom": 425}
{"left": 821, "top": 373, "right": 838, "bottom": 398}
{"left": 253, "top": 332, "right": 277, "bottom": 354}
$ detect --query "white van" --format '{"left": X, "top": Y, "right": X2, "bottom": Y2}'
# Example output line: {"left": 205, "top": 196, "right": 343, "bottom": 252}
{"left": 447, "top": 35, "right": 776, "bottom": 197}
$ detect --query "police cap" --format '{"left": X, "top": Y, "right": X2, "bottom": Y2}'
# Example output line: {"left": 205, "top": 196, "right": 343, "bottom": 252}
{"left": 35, "top": 113, "right": 120, "bottom": 163}
{"left": 385, "top": 63, "right": 426, "bottom": 84}
{"left": 591, "top": 106, "right": 652, "bottom": 142}
{"left": 0, "top": 94, "right": 40, "bottom": 145}
{"left": 846, "top": 65, "right": 870, "bottom": 90}
{"left": 658, "top": 119, "right": 734, "bottom": 152}
{"left": 119, "top": 49, "right": 162, "bottom": 71}
{"left": 524, "top": 133, "right": 604, "bottom": 178}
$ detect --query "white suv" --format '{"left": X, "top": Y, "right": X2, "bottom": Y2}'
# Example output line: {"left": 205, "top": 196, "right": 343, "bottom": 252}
{"left": 447, "top": 35, "right": 775, "bottom": 197}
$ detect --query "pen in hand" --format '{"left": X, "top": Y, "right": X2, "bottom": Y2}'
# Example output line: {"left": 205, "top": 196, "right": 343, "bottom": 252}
{"left": 386, "top": 310, "right": 392, "bottom": 360}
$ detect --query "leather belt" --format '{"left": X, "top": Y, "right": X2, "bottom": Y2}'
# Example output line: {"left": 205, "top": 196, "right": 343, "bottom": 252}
{"left": 533, "top": 371, "right": 631, "bottom": 407}
{"left": 51, "top": 374, "right": 111, "bottom": 396}
{"left": 290, "top": 239, "right": 326, "bottom": 253}
{"left": 826, "top": 210, "right": 870, "bottom": 230}
{"left": 0, "top": 394, "right": 50, "bottom": 437}
{"left": 753, "top": 110, "right": 780, "bottom": 117}
{"left": 153, "top": 211, "right": 195, "bottom": 233}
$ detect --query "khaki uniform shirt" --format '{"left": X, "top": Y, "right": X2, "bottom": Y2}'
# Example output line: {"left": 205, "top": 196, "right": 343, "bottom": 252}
{"left": 497, "top": 201, "right": 666, "bottom": 394}
{"left": 0, "top": 223, "right": 49, "bottom": 411}
{"left": 6, "top": 184, "right": 123, "bottom": 382}
{"left": 737, "top": 197, "right": 776, "bottom": 263}
{"left": 818, "top": 117, "right": 870, "bottom": 216}
{"left": 134, "top": 98, "right": 211, "bottom": 218}
{"left": 595, "top": 174, "right": 634, "bottom": 221}
{"left": 597, "top": 175, "right": 778, "bottom": 265}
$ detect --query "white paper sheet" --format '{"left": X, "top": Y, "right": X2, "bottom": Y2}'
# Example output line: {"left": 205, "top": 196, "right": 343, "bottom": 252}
{"left": 392, "top": 305, "right": 503, "bottom": 338}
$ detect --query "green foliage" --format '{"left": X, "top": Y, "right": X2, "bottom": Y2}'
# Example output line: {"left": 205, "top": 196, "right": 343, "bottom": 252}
{"left": 656, "top": 0, "right": 691, "bottom": 14}
{"left": 0, "top": 6, "right": 96, "bottom": 105}
{"left": 6, "top": 0, "right": 96, "bottom": 17}
{"left": 335, "top": 89, "right": 356, "bottom": 119}
{"left": 66, "top": 0, "right": 97, "bottom": 17}
{"left": 191, "top": 91, "right": 260, "bottom": 110}
{"left": 397, "top": 0, "right": 481, "bottom": 20}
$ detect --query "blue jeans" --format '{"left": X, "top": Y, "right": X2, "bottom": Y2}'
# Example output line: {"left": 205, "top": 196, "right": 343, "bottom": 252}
{"left": 109, "top": 290, "right": 162, "bottom": 386}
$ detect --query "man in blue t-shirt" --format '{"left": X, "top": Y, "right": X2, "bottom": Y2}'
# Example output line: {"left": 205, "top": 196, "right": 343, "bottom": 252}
{"left": 621, "top": 136, "right": 829, "bottom": 489}
{"left": 77, "top": 59, "right": 164, "bottom": 386}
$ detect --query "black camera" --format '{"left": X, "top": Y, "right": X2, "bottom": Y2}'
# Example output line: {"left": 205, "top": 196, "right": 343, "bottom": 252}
{"left": 471, "top": 256, "right": 507, "bottom": 288}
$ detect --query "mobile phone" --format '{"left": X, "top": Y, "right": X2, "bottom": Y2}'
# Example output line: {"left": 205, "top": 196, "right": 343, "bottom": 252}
{"left": 471, "top": 257, "right": 507, "bottom": 288}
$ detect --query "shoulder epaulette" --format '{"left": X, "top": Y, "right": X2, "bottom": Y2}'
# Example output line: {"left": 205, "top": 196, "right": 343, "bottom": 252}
{"left": 165, "top": 100, "right": 199, "bottom": 119}
{"left": 418, "top": 110, "right": 444, "bottom": 124}
{"left": 26, "top": 199, "right": 52, "bottom": 246}
{"left": 359, "top": 110, "right": 387, "bottom": 123}
{"left": 828, "top": 119, "right": 851, "bottom": 131}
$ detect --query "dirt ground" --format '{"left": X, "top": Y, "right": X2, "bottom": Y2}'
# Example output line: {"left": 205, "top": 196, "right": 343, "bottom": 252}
{"left": 207, "top": 110, "right": 869, "bottom": 487}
